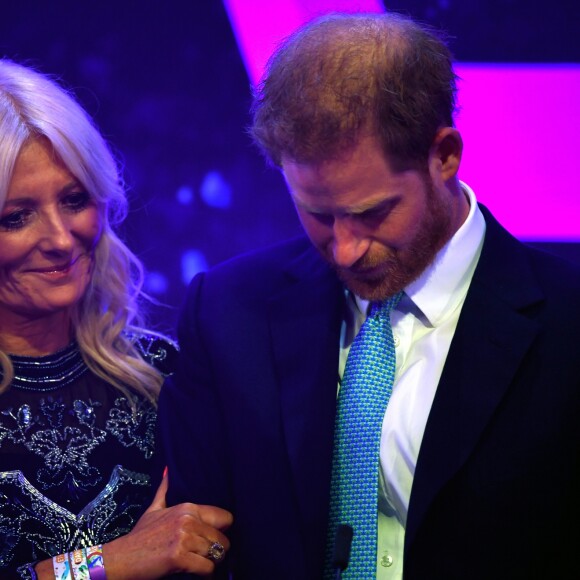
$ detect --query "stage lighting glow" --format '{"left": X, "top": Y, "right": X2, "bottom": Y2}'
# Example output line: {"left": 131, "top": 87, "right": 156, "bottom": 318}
{"left": 224, "top": 1, "right": 580, "bottom": 241}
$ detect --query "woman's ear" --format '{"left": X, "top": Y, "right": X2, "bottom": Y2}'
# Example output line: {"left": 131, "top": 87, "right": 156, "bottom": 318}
{"left": 428, "top": 127, "right": 463, "bottom": 183}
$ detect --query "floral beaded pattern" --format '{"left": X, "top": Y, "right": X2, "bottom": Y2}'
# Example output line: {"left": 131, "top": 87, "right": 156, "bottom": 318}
{"left": 131, "top": 332, "right": 177, "bottom": 378}
{"left": 106, "top": 396, "right": 156, "bottom": 458}
{"left": 0, "top": 394, "right": 157, "bottom": 571}
{"left": 0, "top": 334, "right": 178, "bottom": 576}
{"left": 0, "top": 466, "right": 149, "bottom": 566}
{"left": 0, "top": 394, "right": 155, "bottom": 494}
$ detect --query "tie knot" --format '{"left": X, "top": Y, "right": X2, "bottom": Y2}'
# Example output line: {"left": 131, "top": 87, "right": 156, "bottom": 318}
{"left": 369, "top": 291, "right": 403, "bottom": 319}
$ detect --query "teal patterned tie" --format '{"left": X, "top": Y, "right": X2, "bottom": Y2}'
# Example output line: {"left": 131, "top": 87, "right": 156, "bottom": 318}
{"left": 325, "top": 292, "right": 402, "bottom": 578}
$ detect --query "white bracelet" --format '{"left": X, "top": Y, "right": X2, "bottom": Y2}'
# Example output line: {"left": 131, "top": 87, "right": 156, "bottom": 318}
{"left": 52, "top": 553, "right": 72, "bottom": 580}
{"left": 69, "top": 549, "right": 90, "bottom": 580}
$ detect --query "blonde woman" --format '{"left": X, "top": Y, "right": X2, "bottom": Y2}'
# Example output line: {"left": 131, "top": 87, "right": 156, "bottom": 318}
{"left": 0, "top": 60, "right": 231, "bottom": 580}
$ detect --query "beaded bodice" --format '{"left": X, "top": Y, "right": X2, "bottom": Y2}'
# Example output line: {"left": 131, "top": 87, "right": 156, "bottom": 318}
{"left": 0, "top": 336, "right": 177, "bottom": 578}
{"left": 8, "top": 342, "right": 88, "bottom": 392}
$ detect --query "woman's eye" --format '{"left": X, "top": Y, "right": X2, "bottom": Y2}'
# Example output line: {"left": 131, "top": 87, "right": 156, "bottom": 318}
{"left": 62, "top": 191, "right": 92, "bottom": 212}
{"left": 0, "top": 209, "right": 31, "bottom": 231}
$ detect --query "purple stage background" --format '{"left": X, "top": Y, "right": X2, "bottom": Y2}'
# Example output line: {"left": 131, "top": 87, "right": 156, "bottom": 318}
{"left": 1, "top": 1, "right": 578, "bottom": 335}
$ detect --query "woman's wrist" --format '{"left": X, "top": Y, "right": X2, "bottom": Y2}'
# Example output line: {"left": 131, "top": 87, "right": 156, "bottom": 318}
{"left": 32, "top": 545, "right": 107, "bottom": 580}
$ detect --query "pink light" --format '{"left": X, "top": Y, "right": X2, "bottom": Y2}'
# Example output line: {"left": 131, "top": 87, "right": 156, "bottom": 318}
{"left": 224, "top": 2, "right": 580, "bottom": 240}
{"left": 223, "top": 0, "right": 385, "bottom": 86}
{"left": 455, "top": 64, "right": 580, "bottom": 240}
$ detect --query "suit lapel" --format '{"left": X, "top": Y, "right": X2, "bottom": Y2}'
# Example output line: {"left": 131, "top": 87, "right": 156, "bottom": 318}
{"left": 268, "top": 245, "right": 344, "bottom": 568}
{"left": 406, "top": 207, "right": 543, "bottom": 552}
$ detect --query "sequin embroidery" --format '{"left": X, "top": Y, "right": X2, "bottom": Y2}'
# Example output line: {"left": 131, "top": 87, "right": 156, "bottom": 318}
{"left": 0, "top": 466, "right": 150, "bottom": 566}
{"left": 0, "top": 334, "right": 176, "bottom": 577}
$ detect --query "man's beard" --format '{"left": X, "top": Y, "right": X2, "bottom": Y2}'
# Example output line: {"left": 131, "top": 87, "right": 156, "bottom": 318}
{"left": 333, "top": 179, "right": 455, "bottom": 301}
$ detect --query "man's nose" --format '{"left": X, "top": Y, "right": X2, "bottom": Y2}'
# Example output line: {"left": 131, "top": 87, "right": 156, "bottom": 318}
{"left": 332, "top": 218, "right": 370, "bottom": 267}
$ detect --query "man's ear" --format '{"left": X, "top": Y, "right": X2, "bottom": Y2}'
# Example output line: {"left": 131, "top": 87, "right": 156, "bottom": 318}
{"left": 428, "top": 127, "right": 463, "bottom": 183}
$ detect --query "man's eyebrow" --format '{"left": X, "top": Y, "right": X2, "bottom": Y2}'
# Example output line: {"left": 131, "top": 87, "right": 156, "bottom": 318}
{"left": 347, "top": 197, "right": 395, "bottom": 215}
{"left": 294, "top": 196, "right": 395, "bottom": 217}
{"left": 291, "top": 197, "right": 328, "bottom": 213}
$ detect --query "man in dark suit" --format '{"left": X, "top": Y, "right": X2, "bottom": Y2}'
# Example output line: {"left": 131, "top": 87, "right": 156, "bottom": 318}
{"left": 157, "top": 12, "right": 580, "bottom": 579}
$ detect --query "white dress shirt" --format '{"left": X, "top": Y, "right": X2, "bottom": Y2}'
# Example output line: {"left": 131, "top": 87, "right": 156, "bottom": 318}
{"left": 338, "top": 182, "right": 486, "bottom": 578}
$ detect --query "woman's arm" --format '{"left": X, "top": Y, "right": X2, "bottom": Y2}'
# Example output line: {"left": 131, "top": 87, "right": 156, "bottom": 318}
{"left": 33, "top": 474, "right": 232, "bottom": 580}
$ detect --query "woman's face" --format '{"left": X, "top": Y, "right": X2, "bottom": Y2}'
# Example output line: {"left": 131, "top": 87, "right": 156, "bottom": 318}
{"left": 0, "top": 139, "right": 102, "bottom": 323}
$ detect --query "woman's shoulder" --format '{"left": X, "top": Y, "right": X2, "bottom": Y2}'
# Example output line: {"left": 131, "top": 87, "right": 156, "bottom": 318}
{"left": 128, "top": 332, "right": 179, "bottom": 377}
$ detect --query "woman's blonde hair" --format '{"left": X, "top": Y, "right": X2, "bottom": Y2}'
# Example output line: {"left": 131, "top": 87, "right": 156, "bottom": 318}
{"left": 0, "top": 59, "right": 164, "bottom": 404}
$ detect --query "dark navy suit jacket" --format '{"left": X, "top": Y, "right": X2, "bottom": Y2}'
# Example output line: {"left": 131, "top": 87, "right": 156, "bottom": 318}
{"left": 158, "top": 206, "right": 580, "bottom": 579}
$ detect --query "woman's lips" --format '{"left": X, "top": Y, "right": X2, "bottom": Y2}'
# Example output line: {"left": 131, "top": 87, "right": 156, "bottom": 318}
{"left": 27, "top": 254, "right": 86, "bottom": 275}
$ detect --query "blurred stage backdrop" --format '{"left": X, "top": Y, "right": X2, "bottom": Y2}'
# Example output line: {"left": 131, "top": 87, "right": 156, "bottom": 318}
{"left": 1, "top": 0, "right": 578, "bottom": 335}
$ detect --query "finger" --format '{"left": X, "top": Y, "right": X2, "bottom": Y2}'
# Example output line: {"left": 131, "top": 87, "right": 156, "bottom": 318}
{"left": 162, "top": 504, "right": 231, "bottom": 548}
{"left": 181, "top": 510, "right": 232, "bottom": 552}
{"left": 169, "top": 508, "right": 231, "bottom": 554}
{"left": 208, "top": 528, "right": 231, "bottom": 552}
{"left": 162, "top": 515, "right": 230, "bottom": 570}
{"left": 196, "top": 504, "right": 234, "bottom": 531}
{"left": 209, "top": 529, "right": 231, "bottom": 553}
{"left": 183, "top": 551, "right": 216, "bottom": 577}
{"left": 204, "top": 537, "right": 228, "bottom": 567}
{"left": 145, "top": 470, "right": 168, "bottom": 512}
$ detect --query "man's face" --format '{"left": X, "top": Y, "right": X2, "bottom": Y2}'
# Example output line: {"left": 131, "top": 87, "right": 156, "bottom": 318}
{"left": 282, "top": 135, "right": 463, "bottom": 301}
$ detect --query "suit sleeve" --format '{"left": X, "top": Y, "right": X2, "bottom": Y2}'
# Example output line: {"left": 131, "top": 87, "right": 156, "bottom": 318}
{"left": 157, "top": 272, "right": 233, "bottom": 511}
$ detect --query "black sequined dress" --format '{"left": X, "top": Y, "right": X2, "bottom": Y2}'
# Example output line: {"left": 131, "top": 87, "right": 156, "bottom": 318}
{"left": 0, "top": 336, "right": 177, "bottom": 579}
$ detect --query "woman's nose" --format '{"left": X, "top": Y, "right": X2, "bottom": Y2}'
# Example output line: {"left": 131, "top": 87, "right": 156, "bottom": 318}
{"left": 38, "top": 212, "right": 75, "bottom": 254}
